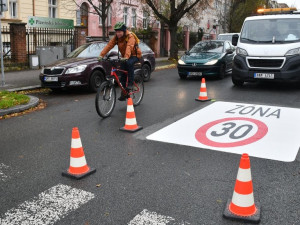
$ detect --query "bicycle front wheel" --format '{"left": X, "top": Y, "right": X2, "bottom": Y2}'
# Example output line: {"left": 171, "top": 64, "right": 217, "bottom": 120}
{"left": 95, "top": 81, "right": 116, "bottom": 118}
{"left": 132, "top": 74, "right": 144, "bottom": 106}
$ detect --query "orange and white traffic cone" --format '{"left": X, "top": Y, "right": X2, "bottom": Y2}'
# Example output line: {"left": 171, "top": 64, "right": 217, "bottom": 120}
{"left": 223, "top": 153, "right": 261, "bottom": 223}
{"left": 62, "top": 127, "right": 96, "bottom": 180}
{"left": 120, "top": 98, "right": 143, "bottom": 132}
{"left": 195, "top": 78, "right": 211, "bottom": 102}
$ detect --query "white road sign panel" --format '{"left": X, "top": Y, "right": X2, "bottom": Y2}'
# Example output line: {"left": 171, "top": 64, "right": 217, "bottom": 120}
{"left": 147, "top": 101, "right": 300, "bottom": 162}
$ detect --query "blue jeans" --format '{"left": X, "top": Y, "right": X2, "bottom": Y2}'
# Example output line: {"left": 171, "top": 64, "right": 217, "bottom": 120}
{"left": 120, "top": 56, "right": 139, "bottom": 88}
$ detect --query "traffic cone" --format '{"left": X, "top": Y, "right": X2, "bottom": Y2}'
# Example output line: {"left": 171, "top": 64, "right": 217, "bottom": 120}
{"left": 120, "top": 98, "right": 143, "bottom": 132}
{"left": 223, "top": 153, "right": 261, "bottom": 223}
{"left": 195, "top": 78, "right": 211, "bottom": 102}
{"left": 62, "top": 127, "right": 96, "bottom": 180}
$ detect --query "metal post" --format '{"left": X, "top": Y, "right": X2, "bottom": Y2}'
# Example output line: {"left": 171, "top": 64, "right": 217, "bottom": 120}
{"left": 0, "top": 10, "right": 5, "bottom": 87}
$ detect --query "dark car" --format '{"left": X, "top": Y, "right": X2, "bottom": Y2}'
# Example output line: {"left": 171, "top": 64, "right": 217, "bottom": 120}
{"left": 39, "top": 41, "right": 155, "bottom": 92}
{"left": 177, "top": 40, "right": 235, "bottom": 79}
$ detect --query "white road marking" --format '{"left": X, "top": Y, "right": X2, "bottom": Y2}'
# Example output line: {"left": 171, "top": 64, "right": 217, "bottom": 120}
{"left": 128, "top": 209, "right": 191, "bottom": 225}
{"left": 128, "top": 209, "right": 175, "bottom": 225}
{"left": 0, "top": 184, "right": 95, "bottom": 225}
{"left": 147, "top": 101, "right": 300, "bottom": 162}
{"left": 0, "top": 163, "right": 10, "bottom": 181}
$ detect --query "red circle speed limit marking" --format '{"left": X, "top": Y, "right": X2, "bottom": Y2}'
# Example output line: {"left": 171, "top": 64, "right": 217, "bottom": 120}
{"left": 195, "top": 117, "right": 268, "bottom": 147}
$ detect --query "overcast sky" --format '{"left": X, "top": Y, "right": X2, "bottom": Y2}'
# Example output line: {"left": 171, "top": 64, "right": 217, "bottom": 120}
{"left": 278, "top": 0, "right": 300, "bottom": 10}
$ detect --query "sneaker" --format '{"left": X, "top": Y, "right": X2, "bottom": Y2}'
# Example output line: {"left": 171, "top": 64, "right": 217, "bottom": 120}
{"left": 118, "top": 92, "right": 127, "bottom": 101}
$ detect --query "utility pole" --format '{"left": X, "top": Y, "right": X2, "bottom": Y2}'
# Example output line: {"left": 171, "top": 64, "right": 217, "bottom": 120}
{"left": 0, "top": 0, "right": 7, "bottom": 87}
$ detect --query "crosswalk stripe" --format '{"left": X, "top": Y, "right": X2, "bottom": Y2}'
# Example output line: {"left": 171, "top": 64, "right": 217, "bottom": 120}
{"left": 0, "top": 184, "right": 95, "bottom": 225}
{"left": 128, "top": 209, "right": 175, "bottom": 225}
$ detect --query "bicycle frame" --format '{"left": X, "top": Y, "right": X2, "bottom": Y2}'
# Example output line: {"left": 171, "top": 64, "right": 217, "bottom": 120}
{"left": 109, "top": 65, "right": 140, "bottom": 96}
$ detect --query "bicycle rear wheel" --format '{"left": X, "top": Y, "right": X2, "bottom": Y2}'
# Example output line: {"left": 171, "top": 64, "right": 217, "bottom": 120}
{"left": 95, "top": 81, "right": 116, "bottom": 118}
{"left": 131, "top": 74, "right": 144, "bottom": 106}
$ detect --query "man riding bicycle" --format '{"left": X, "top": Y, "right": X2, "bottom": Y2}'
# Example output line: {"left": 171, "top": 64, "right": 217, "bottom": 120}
{"left": 98, "top": 22, "right": 142, "bottom": 101}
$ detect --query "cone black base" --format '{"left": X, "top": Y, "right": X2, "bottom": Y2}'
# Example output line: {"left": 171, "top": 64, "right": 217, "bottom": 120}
{"left": 120, "top": 126, "right": 143, "bottom": 133}
{"left": 62, "top": 168, "right": 96, "bottom": 180}
{"left": 195, "top": 98, "right": 211, "bottom": 102}
{"left": 223, "top": 199, "right": 261, "bottom": 224}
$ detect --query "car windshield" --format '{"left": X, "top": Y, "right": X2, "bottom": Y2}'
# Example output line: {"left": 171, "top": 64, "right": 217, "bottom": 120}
{"left": 67, "top": 42, "right": 107, "bottom": 58}
{"left": 241, "top": 19, "right": 300, "bottom": 43}
{"left": 218, "top": 35, "right": 232, "bottom": 41}
{"left": 189, "top": 41, "right": 224, "bottom": 54}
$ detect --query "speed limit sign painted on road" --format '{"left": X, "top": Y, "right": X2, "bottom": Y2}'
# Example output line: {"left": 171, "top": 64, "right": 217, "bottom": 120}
{"left": 147, "top": 101, "right": 300, "bottom": 162}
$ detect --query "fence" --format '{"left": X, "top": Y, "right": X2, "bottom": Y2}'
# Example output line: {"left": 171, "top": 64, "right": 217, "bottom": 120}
{"left": 26, "top": 27, "right": 76, "bottom": 59}
{"left": 1, "top": 26, "right": 12, "bottom": 62}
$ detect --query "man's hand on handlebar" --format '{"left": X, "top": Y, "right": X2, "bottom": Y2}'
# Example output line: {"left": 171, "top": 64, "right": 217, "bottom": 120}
{"left": 120, "top": 57, "right": 128, "bottom": 62}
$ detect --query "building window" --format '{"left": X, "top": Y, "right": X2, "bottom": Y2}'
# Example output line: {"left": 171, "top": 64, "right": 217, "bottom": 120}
{"left": 132, "top": 8, "right": 136, "bottom": 28}
{"left": 9, "top": 0, "right": 17, "bottom": 18}
{"left": 215, "top": 0, "right": 219, "bottom": 9}
{"left": 49, "top": 0, "right": 57, "bottom": 18}
{"left": 99, "top": 6, "right": 112, "bottom": 26}
{"left": 143, "top": 11, "right": 149, "bottom": 29}
{"left": 123, "top": 7, "right": 128, "bottom": 26}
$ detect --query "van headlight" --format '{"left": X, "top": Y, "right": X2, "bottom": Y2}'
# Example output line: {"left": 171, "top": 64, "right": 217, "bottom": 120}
{"left": 285, "top": 48, "right": 300, "bottom": 56}
{"left": 65, "top": 65, "right": 87, "bottom": 74}
{"left": 40, "top": 67, "right": 44, "bottom": 74}
{"left": 178, "top": 59, "right": 186, "bottom": 65}
{"left": 204, "top": 59, "right": 218, "bottom": 65}
{"left": 236, "top": 47, "right": 248, "bottom": 56}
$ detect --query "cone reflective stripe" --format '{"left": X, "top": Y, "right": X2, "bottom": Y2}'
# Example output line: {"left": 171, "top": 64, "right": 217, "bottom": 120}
{"left": 62, "top": 127, "right": 96, "bottom": 180}
{"left": 120, "top": 98, "right": 142, "bottom": 132}
{"left": 195, "top": 78, "right": 211, "bottom": 101}
{"left": 223, "top": 153, "right": 261, "bottom": 223}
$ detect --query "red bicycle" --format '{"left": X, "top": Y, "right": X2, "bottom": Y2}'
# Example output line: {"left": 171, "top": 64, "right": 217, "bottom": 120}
{"left": 95, "top": 58, "right": 144, "bottom": 118}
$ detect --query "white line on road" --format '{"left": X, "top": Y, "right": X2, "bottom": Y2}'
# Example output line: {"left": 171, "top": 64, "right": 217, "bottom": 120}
{"left": 128, "top": 209, "right": 175, "bottom": 225}
{"left": 0, "top": 184, "right": 95, "bottom": 225}
{"left": 0, "top": 163, "right": 10, "bottom": 181}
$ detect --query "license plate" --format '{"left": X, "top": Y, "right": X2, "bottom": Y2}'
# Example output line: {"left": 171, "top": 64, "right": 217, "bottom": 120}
{"left": 189, "top": 72, "right": 202, "bottom": 76}
{"left": 254, "top": 73, "right": 274, "bottom": 79}
{"left": 44, "top": 76, "right": 58, "bottom": 82}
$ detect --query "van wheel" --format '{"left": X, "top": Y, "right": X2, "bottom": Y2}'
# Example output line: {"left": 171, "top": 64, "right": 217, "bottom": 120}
{"left": 218, "top": 64, "right": 226, "bottom": 79}
{"left": 89, "top": 70, "right": 104, "bottom": 92}
{"left": 142, "top": 64, "right": 151, "bottom": 82}
{"left": 232, "top": 77, "right": 244, "bottom": 86}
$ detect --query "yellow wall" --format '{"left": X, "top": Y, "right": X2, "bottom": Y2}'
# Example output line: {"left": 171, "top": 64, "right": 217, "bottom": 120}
{"left": 1, "top": 0, "right": 77, "bottom": 27}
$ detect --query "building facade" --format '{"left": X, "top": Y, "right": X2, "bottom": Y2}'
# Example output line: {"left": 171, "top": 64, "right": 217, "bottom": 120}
{"left": 1, "top": 0, "right": 77, "bottom": 27}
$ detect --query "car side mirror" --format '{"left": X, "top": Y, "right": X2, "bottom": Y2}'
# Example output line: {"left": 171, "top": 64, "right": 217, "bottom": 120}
{"left": 106, "top": 51, "right": 119, "bottom": 58}
{"left": 232, "top": 34, "right": 239, "bottom": 46}
{"left": 185, "top": 51, "right": 190, "bottom": 55}
{"left": 226, "top": 49, "right": 233, "bottom": 54}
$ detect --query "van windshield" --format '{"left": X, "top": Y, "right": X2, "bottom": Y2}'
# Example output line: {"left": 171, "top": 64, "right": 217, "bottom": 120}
{"left": 240, "top": 19, "right": 300, "bottom": 43}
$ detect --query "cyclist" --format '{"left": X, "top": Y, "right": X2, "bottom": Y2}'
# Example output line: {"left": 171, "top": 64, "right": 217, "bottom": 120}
{"left": 98, "top": 22, "right": 142, "bottom": 101}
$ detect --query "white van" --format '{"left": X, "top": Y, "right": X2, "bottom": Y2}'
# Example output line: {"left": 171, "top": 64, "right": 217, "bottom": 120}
{"left": 231, "top": 8, "right": 300, "bottom": 86}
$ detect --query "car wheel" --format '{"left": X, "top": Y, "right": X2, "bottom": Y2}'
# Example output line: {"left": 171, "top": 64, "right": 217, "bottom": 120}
{"left": 179, "top": 74, "right": 187, "bottom": 79}
{"left": 219, "top": 64, "right": 226, "bottom": 79}
{"left": 142, "top": 64, "right": 151, "bottom": 82}
{"left": 232, "top": 77, "right": 244, "bottom": 86}
{"left": 89, "top": 70, "right": 104, "bottom": 92}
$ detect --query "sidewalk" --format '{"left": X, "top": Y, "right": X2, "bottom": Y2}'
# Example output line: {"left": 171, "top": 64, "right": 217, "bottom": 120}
{"left": 0, "top": 57, "right": 177, "bottom": 92}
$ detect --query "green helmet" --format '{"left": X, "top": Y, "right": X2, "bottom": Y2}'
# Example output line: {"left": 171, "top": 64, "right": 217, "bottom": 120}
{"left": 114, "top": 22, "right": 126, "bottom": 31}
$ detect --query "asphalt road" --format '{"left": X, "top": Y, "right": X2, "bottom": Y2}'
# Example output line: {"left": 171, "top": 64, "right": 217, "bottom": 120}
{"left": 0, "top": 69, "right": 300, "bottom": 225}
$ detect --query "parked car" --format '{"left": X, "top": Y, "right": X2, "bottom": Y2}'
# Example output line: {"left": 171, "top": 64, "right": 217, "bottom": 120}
{"left": 39, "top": 41, "right": 155, "bottom": 92}
{"left": 177, "top": 40, "right": 235, "bottom": 79}
{"left": 217, "top": 33, "right": 240, "bottom": 43}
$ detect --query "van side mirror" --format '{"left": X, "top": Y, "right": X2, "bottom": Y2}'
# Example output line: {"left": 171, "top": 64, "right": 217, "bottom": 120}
{"left": 232, "top": 34, "right": 239, "bottom": 46}
{"left": 226, "top": 49, "right": 233, "bottom": 54}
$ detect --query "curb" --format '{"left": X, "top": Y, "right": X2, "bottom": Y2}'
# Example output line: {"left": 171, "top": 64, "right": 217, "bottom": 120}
{"left": 0, "top": 95, "right": 40, "bottom": 116}
{"left": 6, "top": 85, "right": 41, "bottom": 92}
{"left": 155, "top": 64, "right": 177, "bottom": 71}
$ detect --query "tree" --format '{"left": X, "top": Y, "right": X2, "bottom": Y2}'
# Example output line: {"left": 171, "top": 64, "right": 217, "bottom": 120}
{"left": 62, "top": 0, "right": 113, "bottom": 41}
{"left": 229, "top": 0, "right": 265, "bottom": 32}
{"left": 145, "top": 0, "right": 211, "bottom": 60}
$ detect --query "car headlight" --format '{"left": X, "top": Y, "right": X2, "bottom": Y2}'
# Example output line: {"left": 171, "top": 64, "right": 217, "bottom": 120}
{"left": 178, "top": 59, "right": 186, "bottom": 65}
{"left": 285, "top": 48, "right": 300, "bottom": 56}
{"left": 236, "top": 47, "right": 248, "bottom": 56}
{"left": 204, "top": 59, "right": 218, "bottom": 65}
{"left": 41, "top": 67, "right": 44, "bottom": 74}
{"left": 65, "top": 65, "right": 87, "bottom": 74}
